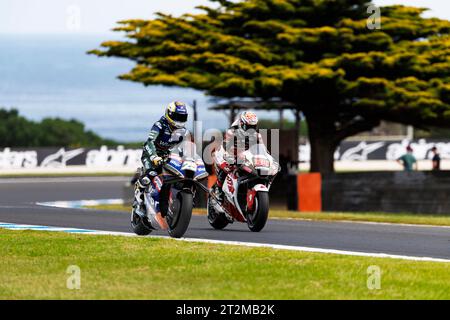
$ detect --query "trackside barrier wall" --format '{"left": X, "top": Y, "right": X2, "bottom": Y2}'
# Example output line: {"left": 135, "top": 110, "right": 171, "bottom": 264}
{"left": 321, "top": 171, "right": 450, "bottom": 214}
{"left": 125, "top": 171, "right": 450, "bottom": 214}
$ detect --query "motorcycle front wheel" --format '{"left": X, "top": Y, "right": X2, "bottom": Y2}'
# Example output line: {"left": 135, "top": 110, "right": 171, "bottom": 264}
{"left": 167, "top": 190, "right": 193, "bottom": 238}
{"left": 246, "top": 192, "right": 269, "bottom": 232}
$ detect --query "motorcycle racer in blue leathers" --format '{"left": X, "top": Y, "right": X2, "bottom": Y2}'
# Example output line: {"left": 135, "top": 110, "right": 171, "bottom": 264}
{"left": 133, "top": 101, "right": 189, "bottom": 226}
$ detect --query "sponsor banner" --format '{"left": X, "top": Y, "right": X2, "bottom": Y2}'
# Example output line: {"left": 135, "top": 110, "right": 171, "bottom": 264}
{"left": 1, "top": 138, "right": 449, "bottom": 169}
{"left": 299, "top": 139, "right": 450, "bottom": 162}
{"left": 0, "top": 146, "right": 142, "bottom": 169}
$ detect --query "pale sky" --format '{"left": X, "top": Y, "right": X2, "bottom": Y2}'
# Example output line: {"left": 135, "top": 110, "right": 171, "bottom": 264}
{"left": 0, "top": 0, "right": 448, "bottom": 34}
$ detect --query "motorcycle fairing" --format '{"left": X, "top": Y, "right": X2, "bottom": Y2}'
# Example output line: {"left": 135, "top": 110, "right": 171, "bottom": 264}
{"left": 165, "top": 157, "right": 184, "bottom": 177}
{"left": 194, "top": 160, "right": 208, "bottom": 180}
{"left": 144, "top": 190, "right": 162, "bottom": 230}
{"left": 166, "top": 155, "right": 207, "bottom": 180}
{"left": 222, "top": 174, "right": 246, "bottom": 222}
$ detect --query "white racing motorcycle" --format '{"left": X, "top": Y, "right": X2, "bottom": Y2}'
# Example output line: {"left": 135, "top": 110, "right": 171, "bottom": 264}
{"left": 207, "top": 144, "right": 280, "bottom": 232}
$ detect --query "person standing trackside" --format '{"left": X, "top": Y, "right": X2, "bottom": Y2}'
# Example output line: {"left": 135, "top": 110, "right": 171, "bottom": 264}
{"left": 431, "top": 146, "right": 441, "bottom": 171}
{"left": 397, "top": 145, "right": 417, "bottom": 172}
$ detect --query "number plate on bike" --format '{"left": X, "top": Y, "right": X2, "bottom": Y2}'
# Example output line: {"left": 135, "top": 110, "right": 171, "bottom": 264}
{"left": 253, "top": 157, "right": 270, "bottom": 168}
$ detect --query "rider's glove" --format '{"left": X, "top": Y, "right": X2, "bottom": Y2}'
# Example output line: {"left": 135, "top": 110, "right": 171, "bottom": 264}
{"left": 150, "top": 155, "right": 163, "bottom": 167}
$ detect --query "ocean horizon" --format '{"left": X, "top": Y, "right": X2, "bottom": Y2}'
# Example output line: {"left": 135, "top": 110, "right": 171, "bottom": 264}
{"left": 0, "top": 34, "right": 287, "bottom": 142}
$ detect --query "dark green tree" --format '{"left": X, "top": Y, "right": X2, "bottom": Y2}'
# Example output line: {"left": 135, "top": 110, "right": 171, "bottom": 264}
{"left": 0, "top": 108, "right": 116, "bottom": 147}
{"left": 90, "top": 0, "right": 450, "bottom": 173}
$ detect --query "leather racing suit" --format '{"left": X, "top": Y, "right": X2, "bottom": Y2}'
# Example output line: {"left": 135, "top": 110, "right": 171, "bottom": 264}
{"left": 135, "top": 116, "right": 188, "bottom": 214}
{"left": 213, "top": 119, "right": 263, "bottom": 192}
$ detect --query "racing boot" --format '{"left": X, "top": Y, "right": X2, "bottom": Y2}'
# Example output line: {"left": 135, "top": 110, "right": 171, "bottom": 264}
{"left": 133, "top": 175, "right": 151, "bottom": 217}
{"left": 213, "top": 168, "right": 228, "bottom": 204}
{"left": 213, "top": 183, "right": 224, "bottom": 204}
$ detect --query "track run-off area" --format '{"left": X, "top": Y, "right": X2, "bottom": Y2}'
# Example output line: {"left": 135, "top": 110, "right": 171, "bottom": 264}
{"left": 0, "top": 177, "right": 449, "bottom": 262}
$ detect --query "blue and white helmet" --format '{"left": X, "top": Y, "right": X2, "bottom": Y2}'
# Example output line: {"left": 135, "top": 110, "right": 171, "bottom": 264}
{"left": 165, "top": 101, "right": 188, "bottom": 129}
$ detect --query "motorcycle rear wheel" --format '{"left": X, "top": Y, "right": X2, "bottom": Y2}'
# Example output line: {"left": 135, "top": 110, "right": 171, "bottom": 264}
{"left": 247, "top": 192, "right": 269, "bottom": 232}
{"left": 167, "top": 191, "right": 193, "bottom": 238}
{"left": 131, "top": 210, "right": 153, "bottom": 236}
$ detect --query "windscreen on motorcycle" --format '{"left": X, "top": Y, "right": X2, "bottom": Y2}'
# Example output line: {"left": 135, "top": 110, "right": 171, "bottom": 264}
{"left": 248, "top": 144, "right": 270, "bottom": 156}
{"left": 245, "top": 144, "right": 279, "bottom": 176}
{"left": 171, "top": 141, "right": 201, "bottom": 160}
{"left": 166, "top": 141, "right": 208, "bottom": 180}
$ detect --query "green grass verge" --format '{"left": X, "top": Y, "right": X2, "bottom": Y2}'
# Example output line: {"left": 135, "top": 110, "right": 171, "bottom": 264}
{"left": 88, "top": 204, "right": 450, "bottom": 227}
{"left": 0, "top": 229, "right": 449, "bottom": 300}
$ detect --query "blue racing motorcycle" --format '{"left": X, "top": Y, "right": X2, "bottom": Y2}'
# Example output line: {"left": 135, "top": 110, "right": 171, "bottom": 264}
{"left": 131, "top": 141, "right": 209, "bottom": 238}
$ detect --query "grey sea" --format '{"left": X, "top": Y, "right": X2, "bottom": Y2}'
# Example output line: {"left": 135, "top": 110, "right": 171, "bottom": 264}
{"left": 0, "top": 34, "right": 274, "bottom": 142}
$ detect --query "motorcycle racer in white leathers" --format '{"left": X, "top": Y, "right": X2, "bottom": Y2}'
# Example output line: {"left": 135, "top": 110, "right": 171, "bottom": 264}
{"left": 212, "top": 111, "right": 263, "bottom": 202}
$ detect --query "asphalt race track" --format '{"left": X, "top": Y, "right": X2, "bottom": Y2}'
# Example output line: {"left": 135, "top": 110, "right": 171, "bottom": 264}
{"left": 0, "top": 177, "right": 449, "bottom": 260}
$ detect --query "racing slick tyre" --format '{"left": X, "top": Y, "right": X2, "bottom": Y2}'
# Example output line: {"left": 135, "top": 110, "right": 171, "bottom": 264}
{"left": 167, "top": 191, "right": 193, "bottom": 238}
{"left": 246, "top": 192, "right": 269, "bottom": 232}
{"left": 207, "top": 195, "right": 229, "bottom": 230}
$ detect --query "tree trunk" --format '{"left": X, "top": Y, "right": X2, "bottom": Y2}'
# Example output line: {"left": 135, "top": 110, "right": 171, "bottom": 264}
{"left": 305, "top": 112, "right": 338, "bottom": 174}
{"left": 303, "top": 109, "right": 380, "bottom": 174}
{"left": 309, "top": 132, "right": 337, "bottom": 174}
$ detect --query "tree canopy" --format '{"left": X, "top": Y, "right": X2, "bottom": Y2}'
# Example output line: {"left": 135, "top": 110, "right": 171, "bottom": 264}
{"left": 90, "top": 0, "right": 450, "bottom": 173}
{"left": 0, "top": 109, "right": 116, "bottom": 148}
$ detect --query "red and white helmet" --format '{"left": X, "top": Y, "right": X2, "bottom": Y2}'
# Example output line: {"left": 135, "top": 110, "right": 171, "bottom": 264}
{"left": 238, "top": 111, "right": 258, "bottom": 136}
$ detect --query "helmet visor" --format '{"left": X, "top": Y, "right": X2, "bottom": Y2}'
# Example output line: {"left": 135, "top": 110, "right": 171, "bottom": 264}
{"left": 169, "top": 111, "right": 188, "bottom": 123}
{"left": 242, "top": 123, "right": 257, "bottom": 131}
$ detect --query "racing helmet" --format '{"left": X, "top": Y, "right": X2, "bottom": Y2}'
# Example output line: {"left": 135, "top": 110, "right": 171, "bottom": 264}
{"left": 238, "top": 111, "right": 258, "bottom": 136}
{"left": 165, "top": 101, "right": 188, "bottom": 129}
